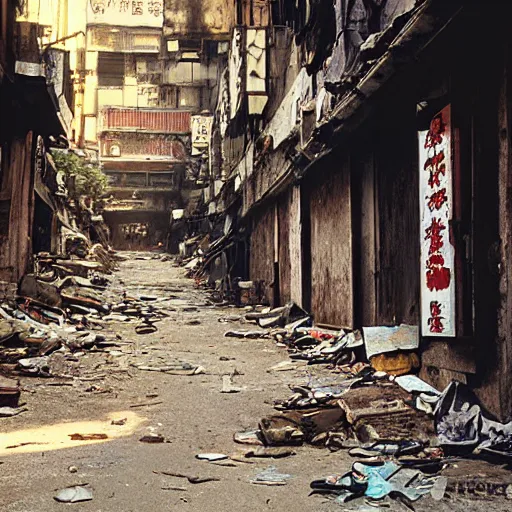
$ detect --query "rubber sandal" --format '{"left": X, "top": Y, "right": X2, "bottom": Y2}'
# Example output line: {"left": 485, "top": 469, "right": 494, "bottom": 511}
{"left": 349, "top": 440, "right": 424, "bottom": 458}
{"left": 135, "top": 324, "right": 157, "bottom": 334}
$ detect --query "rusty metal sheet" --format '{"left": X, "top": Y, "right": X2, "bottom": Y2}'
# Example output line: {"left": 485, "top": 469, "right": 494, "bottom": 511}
{"left": 100, "top": 108, "right": 191, "bottom": 133}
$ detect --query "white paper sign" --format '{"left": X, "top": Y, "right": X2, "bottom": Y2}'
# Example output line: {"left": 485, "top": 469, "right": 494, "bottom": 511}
{"left": 88, "top": 0, "right": 163, "bottom": 28}
{"left": 419, "top": 105, "right": 456, "bottom": 337}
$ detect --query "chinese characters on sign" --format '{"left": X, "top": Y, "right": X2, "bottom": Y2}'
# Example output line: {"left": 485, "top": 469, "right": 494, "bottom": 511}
{"left": 419, "top": 106, "right": 456, "bottom": 337}
{"left": 191, "top": 116, "right": 213, "bottom": 156}
{"left": 88, "top": 0, "right": 163, "bottom": 27}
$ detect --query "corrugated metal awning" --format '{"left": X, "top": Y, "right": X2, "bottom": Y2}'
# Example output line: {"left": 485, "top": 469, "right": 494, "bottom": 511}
{"left": 100, "top": 107, "right": 191, "bottom": 134}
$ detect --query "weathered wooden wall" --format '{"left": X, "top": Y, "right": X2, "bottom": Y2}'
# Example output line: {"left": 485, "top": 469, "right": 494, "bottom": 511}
{"left": 465, "top": 37, "right": 505, "bottom": 419}
{"left": 289, "top": 185, "right": 303, "bottom": 306}
{"left": 278, "top": 191, "right": 291, "bottom": 304}
{"left": 496, "top": 44, "right": 512, "bottom": 421}
{"left": 0, "top": 132, "right": 34, "bottom": 282}
{"left": 375, "top": 106, "right": 420, "bottom": 326}
{"left": 352, "top": 146, "right": 377, "bottom": 327}
{"left": 309, "top": 153, "right": 353, "bottom": 327}
{"left": 249, "top": 206, "right": 275, "bottom": 304}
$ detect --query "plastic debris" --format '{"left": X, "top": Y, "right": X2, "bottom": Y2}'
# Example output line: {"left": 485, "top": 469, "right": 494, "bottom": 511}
{"left": 196, "top": 453, "right": 228, "bottom": 462}
{"left": 140, "top": 434, "right": 166, "bottom": 443}
{"left": 54, "top": 485, "right": 93, "bottom": 503}
{"left": 250, "top": 466, "right": 292, "bottom": 486}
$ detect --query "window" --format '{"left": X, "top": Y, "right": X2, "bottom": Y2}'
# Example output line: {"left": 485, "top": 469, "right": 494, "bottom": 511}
{"left": 98, "top": 52, "right": 125, "bottom": 87}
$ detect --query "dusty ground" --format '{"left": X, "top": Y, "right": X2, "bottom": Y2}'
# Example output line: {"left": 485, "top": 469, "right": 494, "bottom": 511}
{"left": 0, "top": 254, "right": 511, "bottom": 511}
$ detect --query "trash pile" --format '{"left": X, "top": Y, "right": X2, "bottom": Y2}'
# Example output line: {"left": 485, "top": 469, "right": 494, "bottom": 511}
{"left": 0, "top": 243, "right": 194, "bottom": 419}
{"left": 311, "top": 459, "right": 447, "bottom": 506}
{"left": 214, "top": 301, "right": 512, "bottom": 507}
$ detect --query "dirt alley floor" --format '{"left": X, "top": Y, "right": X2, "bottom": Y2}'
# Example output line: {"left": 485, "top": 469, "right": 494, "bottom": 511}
{"left": 0, "top": 254, "right": 510, "bottom": 512}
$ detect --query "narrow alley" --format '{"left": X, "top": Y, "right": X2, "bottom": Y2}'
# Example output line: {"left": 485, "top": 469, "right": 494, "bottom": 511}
{"left": 2, "top": 0, "right": 512, "bottom": 510}
{"left": 1, "top": 253, "right": 352, "bottom": 512}
{"left": 0, "top": 254, "right": 369, "bottom": 512}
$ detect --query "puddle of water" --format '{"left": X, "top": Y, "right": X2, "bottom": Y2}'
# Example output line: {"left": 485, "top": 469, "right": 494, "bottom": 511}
{"left": 0, "top": 411, "right": 145, "bottom": 456}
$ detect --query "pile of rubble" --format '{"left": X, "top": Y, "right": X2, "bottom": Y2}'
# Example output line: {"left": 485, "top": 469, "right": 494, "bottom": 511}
{"left": 0, "top": 242, "right": 186, "bottom": 418}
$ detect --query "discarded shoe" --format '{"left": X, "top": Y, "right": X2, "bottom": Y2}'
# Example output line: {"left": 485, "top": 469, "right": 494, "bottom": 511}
{"left": 348, "top": 440, "right": 424, "bottom": 458}
{"left": 135, "top": 324, "right": 158, "bottom": 335}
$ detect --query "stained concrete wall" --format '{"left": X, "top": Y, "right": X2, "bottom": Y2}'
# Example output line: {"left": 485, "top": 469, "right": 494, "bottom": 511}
{"left": 164, "top": 0, "right": 234, "bottom": 38}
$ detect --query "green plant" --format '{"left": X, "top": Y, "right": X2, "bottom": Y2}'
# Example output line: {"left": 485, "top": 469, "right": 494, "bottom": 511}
{"left": 52, "top": 151, "right": 108, "bottom": 201}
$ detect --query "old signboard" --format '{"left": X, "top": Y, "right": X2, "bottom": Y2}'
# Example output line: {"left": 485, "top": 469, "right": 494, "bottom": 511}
{"left": 419, "top": 105, "right": 456, "bottom": 337}
{"left": 88, "top": 0, "right": 163, "bottom": 28}
{"left": 191, "top": 115, "right": 213, "bottom": 156}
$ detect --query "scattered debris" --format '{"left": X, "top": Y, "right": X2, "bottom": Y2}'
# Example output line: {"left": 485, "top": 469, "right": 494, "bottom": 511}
{"left": 129, "top": 401, "right": 164, "bottom": 409}
{"left": 267, "top": 361, "right": 305, "bottom": 372}
{"left": 154, "top": 471, "right": 220, "bottom": 484}
{"left": 69, "top": 433, "right": 108, "bottom": 441}
{"left": 221, "top": 374, "right": 243, "bottom": 393}
{"left": 311, "top": 460, "right": 443, "bottom": 505}
{"left": 0, "top": 406, "right": 27, "bottom": 418}
{"left": 362, "top": 324, "right": 420, "bottom": 359}
{"left": 133, "top": 362, "right": 205, "bottom": 376}
{"left": 0, "top": 375, "right": 20, "bottom": 407}
{"left": 435, "top": 380, "right": 512, "bottom": 460}
{"left": 234, "top": 429, "right": 264, "bottom": 446}
{"left": 196, "top": 453, "right": 228, "bottom": 462}
{"left": 140, "top": 434, "right": 167, "bottom": 443}
{"left": 54, "top": 485, "right": 93, "bottom": 503}
{"left": 6, "top": 442, "right": 49, "bottom": 449}
{"left": 243, "top": 447, "right": 296, "bottom": 459}
{"left": 431, "top": 476, "right": 448, "bottom": 501}
{"left": 250, "top": 466, "right": 292, "bottom": 486}
{"left": 224, "top": 330, "right": 269, "bottom": 339}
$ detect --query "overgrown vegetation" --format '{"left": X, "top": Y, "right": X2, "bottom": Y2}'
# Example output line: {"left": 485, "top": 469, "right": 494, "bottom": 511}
{"left": 52, "top": 151, "right": 108, "bottom": 201}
